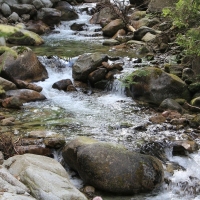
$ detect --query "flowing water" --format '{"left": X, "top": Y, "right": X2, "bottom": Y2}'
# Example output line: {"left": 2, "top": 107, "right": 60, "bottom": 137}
{"left": 23, "top": 2, "right": 200, "bottom": 199}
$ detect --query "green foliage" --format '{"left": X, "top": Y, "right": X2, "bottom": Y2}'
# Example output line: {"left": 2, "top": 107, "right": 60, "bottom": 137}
{"left": 162, "top": 0, "right": 200, "bottom": 56}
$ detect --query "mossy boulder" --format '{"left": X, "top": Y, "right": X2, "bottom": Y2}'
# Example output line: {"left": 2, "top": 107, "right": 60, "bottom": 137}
{"left": 62, "top": 136, "right": 164, "bottom": 194}
{"left": 124, "top": 67, "right": 191, "bottom": 105}
{"left": 0, "top": 24, "right": 44, "bottom": 46}
{"left": 0, "top": 46, "right": 48, "bottom": 82}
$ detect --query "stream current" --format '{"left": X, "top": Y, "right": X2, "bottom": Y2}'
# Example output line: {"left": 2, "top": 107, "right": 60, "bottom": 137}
{"left": 23, "top": 2, "right": 200, "bottom": 200}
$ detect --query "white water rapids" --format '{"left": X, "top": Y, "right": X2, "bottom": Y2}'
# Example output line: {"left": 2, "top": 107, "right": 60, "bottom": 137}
{"left": 26, "top": 2, "right": 200, "bottom": 199}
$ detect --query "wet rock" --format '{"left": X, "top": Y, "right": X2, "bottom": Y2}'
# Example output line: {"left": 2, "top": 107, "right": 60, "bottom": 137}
{"left": 102, "top": 19, "right": 125, "bottom": 37}
{"left": 3, "top": 154, "right": 87, "bottom": 200}
{"left": 55, "top": 1, "right": 79, "bottom": 21}
{"left": 102, "top": 61, "right": 123, "bottom": 71}
{"left": 70, "top": 22, "right": 86, "bottom": 31}
{"left": 172, "top": 140, "right": 199, "bottom": 155}
{"left": 72, "top": 53, "right": 108, "bottom": 82}
{"left": 88, "top": 68, "right": 107, "bottom": 84}
{"left": 15, "top": 79, "right": 43, "bottom": 92}
{"left": 133, "top": 26, "right": 159, "bottom": 41}
{"left": 28, "top": 130, "right": 66, "bottom": 149}
{"left": 105, "top": 69, "right": 120, "bottom": 80}
{"left": 15, "top": 145, "right": 52, "bottom": 156}
{"left": 125, "top": 67, "right": 191, "bottom": 105}
{"left": 81, "top": 185, "right": 95, "bottom": 199}
{"left": 0, "top": 46, "right": 48, "bottom": 82}
{"left": 2, "top": 96, "right": 23, "bottom": 109}
{"left": 62, "top": 136, "right": 164, "bottom": 194}
{"left": 159, "top": 98, "right": 184, "bottom": 113}
{"left": 8, "top": 12, "right": 19, "bottom": 23}
{"left": 94, "top": 80, "right": 108, "bottom": 90}
{"left": 0, "top": 77, "right": 17, "bottom": 91}
{"left": 6, "top": 89, "right": 46, "bottom": 103}
{"left": 52, "top": 79, "right": 73, "bottom": 90}
{"left": 25, "top": 20, "right": 50, "bottom": 35}
{"left": 161, "top": 111, "right": 182, "bottom": 121}
{"left": 37, "top": 8, "right": 61, "bottom": 26}
{"left": 140, "top": 141, "right": 168, "bottom": 162}
{"left": 165, "top": 161, "right": 186, "bottom": 174}
{"left": 149, "top": 114, "right": 166, "bottom": 124}
{"left": 66, "top": 84, "right": 77, "bottom": 92}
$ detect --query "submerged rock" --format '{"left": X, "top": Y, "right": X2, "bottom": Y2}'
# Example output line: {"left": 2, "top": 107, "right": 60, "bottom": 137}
{"left": 3, "top": 154, "right": 87, "bottom": 200}
{"left": 62, "top": 136, "right": 164, "bottom": 195}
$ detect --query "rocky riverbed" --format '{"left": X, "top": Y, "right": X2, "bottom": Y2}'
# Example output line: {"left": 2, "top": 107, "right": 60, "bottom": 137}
{"left": 1, "top": 0, "right": 200, "bottom": 200}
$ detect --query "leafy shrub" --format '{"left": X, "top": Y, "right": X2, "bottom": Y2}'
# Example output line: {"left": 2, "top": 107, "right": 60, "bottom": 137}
{"left": 163, "top": 0, "right": 200, "bottom": 56}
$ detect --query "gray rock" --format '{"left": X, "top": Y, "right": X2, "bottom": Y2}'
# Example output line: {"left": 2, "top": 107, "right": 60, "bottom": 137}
{"left": 1, "top": 3, "right": 12, "bottom": 17}
{"left": 159, "top": 98, "right": 184, "bottom": 113}
{"left": 10, "top": 4, "right": 36, "bottom": 16}
{"left": 3, "top": 154, "right": 87, "bottom": 200}
{"left": 37, "top": 8, "right": 61, "bottom": 26}
{"left": 33, "top": 0, "right": 43, "bottom": 9}
{"left": 8, "top": 12, "right": 19, "bottom": 23}
{"left": 40, "top": 0, "right": 53, "bottom": 8}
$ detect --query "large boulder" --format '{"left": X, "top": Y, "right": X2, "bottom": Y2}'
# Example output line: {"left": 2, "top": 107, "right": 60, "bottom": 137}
{"left": 102, "top": 19, "right": 125, "bottom": 37}
{"left": 147, "top": 0, "right": 177, "bottom": 13}
{"left": 72, "top": 53, "right": 108, "bottom": 82}
{"left": 0, "top": 46, "right": 48, "bottom": 83}
{"left": 0, "top": 166, "right": 36, "bottom": 199}
{"left": 62, "top": 137, "right": 164, "bottom": 194}
{"left": 0, "top": 24, "right": 44, "bottom": 46}
{"left": 10, "top": 4, "right": 36, "bottom": 16}
{"left": 124, "top": 67, "right": 191, "bottom": 105}
{"left": 55, "top": 1, "right": 78, "bottom": 21}
{"left": 37, "top": 8, "right": 61, "bottom": 26}
{"left": 3, "top": 154, "right": 87, "bottom": 200}
{"left": 90, "top": 6, "right": 118, "bottom": 24}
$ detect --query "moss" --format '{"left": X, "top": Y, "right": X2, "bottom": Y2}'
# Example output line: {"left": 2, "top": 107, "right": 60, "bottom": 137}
{"left": 0, "top": 46, "right": 18, "bottom": 58}
{"left": 0, "top": 85, "right": 5, "bottom": 95}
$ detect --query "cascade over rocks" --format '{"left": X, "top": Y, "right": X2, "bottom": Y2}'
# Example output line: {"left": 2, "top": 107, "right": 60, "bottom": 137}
{"left": 125, "top": 67, "right": 191, "bottom": 105}
{"left": 62, "top": 136, "right": 164, "bottom": 194}
{"left": 0, "top": 46, "right": 48, "bottom": 83}
{"left": 3, "top": 154, "right": 87, "bottom": 200}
